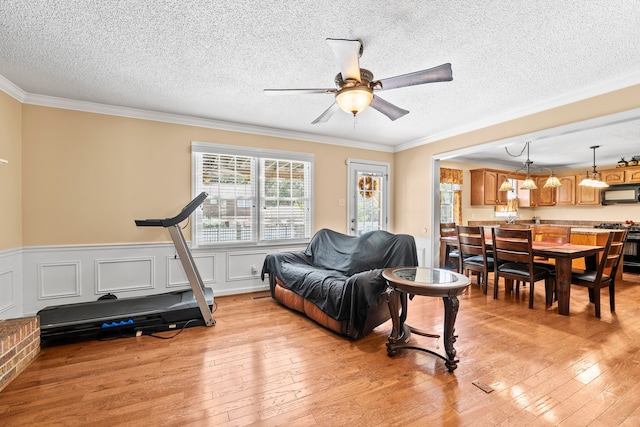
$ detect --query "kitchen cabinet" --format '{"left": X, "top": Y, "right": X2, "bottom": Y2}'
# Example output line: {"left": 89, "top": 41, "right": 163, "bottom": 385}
{"left": 535, "top": 176, "right": 556, "bottom": 206}
{"left": 556, "top": 175, "right": 576, "bottom": 205}
{"left": 602, "top": 166, "right": 640, "bottom": 184}
{"left": 470, "top": 169, "right": 509, "bottom": 205}
{"left": 576, "top": 183, "right": 601, "bottom": 205}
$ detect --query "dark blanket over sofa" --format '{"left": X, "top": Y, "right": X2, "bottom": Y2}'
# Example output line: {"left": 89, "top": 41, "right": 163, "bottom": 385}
{"left": 261, "top": 228, "right": 418, "bottom": 339}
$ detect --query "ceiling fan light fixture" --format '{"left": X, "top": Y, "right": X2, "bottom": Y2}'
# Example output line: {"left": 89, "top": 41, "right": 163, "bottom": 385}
{"left": 335, "top": 86, "right": 373, "bottom": 116}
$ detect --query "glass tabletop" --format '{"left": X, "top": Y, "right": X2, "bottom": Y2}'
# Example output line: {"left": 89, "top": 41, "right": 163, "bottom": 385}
{"left": 383, "top": 267, "right": 470, "bottom": 296}
{"left": 393, "top": 267, "right": 462, "bottom": 284}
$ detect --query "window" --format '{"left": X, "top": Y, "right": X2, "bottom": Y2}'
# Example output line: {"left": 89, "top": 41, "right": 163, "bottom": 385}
{"left": 439, "top": 183, "right": 455, "bottom": 223}
{"left": 192, "top": 142, "right": 313, "bottom": 247}
{"left": 439, "top": 167, "right": 463, "bottom": 224}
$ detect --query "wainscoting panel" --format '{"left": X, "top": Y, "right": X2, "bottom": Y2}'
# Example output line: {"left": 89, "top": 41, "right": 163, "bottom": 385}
{"left": 167, "top": 253, "right": 216, "bottom": 288}
{"left": 38, "top": 261, "right": 81, "bottom": 299}
{"left": 0, "top": 269, "right": 15, "bottom": 314}
{"left": 0, "top": 249, "right": 22, "bottom": 319}
{"left": 95, "top": 257, "right": 155, "bottom": 293}
{"left": 227, "top": 251, "right": 269, "bottom": 281}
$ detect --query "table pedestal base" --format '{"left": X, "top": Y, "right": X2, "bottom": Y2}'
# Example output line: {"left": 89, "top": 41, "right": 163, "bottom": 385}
{"left": 385, "top": 289, "right": 460, "bottom": 372}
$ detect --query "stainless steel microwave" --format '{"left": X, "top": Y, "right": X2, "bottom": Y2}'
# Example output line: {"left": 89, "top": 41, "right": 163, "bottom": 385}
{"left": 601, "top": 184, "right": 640, "bottom": 205}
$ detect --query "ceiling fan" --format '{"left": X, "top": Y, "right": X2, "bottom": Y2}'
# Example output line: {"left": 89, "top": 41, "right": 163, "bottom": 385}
{"left": 264, "top": 38, "right": 453, "bottom": 124}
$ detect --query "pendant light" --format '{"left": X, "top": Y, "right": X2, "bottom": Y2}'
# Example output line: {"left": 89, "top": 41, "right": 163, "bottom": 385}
{"left": 498, "top": 141, "right": 561, "bottom": 191}
{"left": 543, "top": 171, "right": 561, "bottom": 188}
{"left": 578, "top": 145, "right": 609, "bottom": 188}
{"left": 498, "top": 177, "right": 515, "bottom": 192}
{"left": 519, "top": 152, "right": 538, "bottom": 190}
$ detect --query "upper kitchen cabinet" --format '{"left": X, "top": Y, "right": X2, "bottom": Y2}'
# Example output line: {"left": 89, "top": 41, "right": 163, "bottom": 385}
{"left": 602, "top": 166, "right": 640, "bottom": 184}
{"left": 556, "top": 175, "right": 576, "bottom": 205}
{"left": 576, "top": 183, "right": 601, "bottom": 205}
{"left": 554, "top": 174, "right": 600, "bottom": 206}
{"left": 535, "top": 176, "right": 556, "bottom": 206}
{"left": 470, "top": 169, "right": 509, "bottom": 205}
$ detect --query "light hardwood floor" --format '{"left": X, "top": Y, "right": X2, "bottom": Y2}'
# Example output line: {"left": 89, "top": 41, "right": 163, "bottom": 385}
{"left": 2, "top": 273, "right": 640, "bottom": 426}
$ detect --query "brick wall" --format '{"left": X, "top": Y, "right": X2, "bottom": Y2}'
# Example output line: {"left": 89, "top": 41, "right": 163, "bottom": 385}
{"left": 0, "top": 317, "right": 40, "bottom": 392}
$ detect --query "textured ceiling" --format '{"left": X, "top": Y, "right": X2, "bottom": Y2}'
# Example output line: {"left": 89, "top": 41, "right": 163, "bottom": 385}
{"left": 1, "top": 1, "right": 640, "bottom": 168}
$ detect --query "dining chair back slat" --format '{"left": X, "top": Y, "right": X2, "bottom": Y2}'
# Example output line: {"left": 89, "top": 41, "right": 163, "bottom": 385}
{"left": 499, "top": 223, "right": 531, "bottom": 229}
{"left": 440, "top": 222, "right": 457, "bottom": 237}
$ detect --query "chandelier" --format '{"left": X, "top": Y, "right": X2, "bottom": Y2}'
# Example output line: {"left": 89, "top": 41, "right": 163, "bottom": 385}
{"left": 498, "top": 141, "right": 562, "bottom": 192}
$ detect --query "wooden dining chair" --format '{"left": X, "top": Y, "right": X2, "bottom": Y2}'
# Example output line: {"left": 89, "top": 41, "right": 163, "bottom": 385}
{"left": 440, "top": 222, "right": 459, "bottom": 271}
{"left": 534, "top": 225, "right": 572, "bottom": 267}
{"left": 534, "top": 225, "right": 571, "bottom": 244}
{"left": 456, "top": 225, "right": 493, "bottom": 294}
{"left": 552, "top": 229, "right": 627, "bottom": 318}
{"left": 491, "top": 227, "right": 552, "bottom": 309}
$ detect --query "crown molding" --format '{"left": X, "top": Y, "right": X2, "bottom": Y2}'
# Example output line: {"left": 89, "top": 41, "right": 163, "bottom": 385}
{"left": 13, "top": 87, "right": 394, "bottom": 153}
{"left": 0, "top": 75, "right": 27, "bottom": 102}
{"left": 396, "top": 69, "right": 640, "bottom": 152}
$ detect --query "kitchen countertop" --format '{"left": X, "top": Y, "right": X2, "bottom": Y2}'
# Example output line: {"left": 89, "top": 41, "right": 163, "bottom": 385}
{"left": 569, "top": 228, "right": 613, "bottom": 234}
{"left": 467, "top": 221, "right": 620, "bottom": 235}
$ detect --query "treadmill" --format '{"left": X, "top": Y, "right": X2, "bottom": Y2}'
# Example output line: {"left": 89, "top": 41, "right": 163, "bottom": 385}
{"left": 38, "top": 192, "right": 215, "bottom": 346}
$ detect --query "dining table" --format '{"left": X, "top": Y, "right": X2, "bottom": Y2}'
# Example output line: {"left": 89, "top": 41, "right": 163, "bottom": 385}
{"left": 440, "top": 235, "right": 604, "bottom": 315}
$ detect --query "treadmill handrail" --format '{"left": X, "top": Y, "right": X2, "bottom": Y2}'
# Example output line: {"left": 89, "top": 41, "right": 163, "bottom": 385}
{"left": 135, "top": 192, "right": 208, "bottom": 228}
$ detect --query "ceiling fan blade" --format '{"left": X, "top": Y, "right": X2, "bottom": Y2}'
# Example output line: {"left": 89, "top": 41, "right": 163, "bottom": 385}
{"left": 311, "top": 102, "right": 340, "bottom": 124}
{"left": 326, "top": 38, "right": 362, "bottom": 82}
{"left": 377, "top": 63, "right": 453, "bottom": 91}
{"left": 369, "top": 96, "right": 409, "bottom": 121}
{"left": 264, "top": 88, "right": 335, "bottom": 95}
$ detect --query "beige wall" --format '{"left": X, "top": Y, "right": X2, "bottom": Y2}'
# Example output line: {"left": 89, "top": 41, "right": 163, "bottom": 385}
{"left": 0, "top": 91, "right": 22, "bottom": 251}
{"left": 394, "top": 84, "right": 640, "bottom": 237}
{"left": 21, "top": 105, "right": 393, "bottom": 246}
{"left": 7, "top": 84, "right": 640, "bottom": 248}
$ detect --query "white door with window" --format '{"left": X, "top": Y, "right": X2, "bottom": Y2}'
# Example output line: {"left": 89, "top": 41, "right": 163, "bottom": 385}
{"left": 347, "top": 160, "right": 390, "bottom": 236}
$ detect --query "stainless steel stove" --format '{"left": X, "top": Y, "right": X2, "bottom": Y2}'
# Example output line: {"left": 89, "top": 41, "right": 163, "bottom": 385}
{"left": 593, "top": 223, "right": 640, "bottom": 273}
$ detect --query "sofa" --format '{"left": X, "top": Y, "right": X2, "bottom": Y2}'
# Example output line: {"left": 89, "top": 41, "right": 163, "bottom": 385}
{"left": 261, "top": 228, "right": 418, "bottom": 339}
